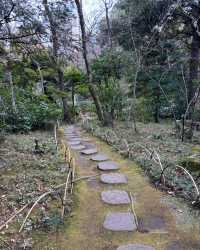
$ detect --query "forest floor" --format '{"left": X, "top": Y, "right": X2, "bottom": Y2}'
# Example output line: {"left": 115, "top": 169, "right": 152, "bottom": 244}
{"left": 82, "top": 120, "right": 200, "bottom": 199}
{"left": 0, "top": 131, "right": 70, "bottom": 249}
{"left": 111, "top": 121, "right": 200, "bottom": 162}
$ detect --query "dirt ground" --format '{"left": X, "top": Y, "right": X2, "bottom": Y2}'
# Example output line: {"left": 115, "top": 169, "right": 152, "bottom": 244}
{"left": 0, "top": 131, "right": 68, "bottom": 249}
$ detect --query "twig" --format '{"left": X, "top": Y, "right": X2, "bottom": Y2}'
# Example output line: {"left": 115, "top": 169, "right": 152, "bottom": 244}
{"left": 129, "top": 192, "right": 138, "bottom": 229}
{"left": 153, "top": 150, "right": 165, "bottom": 185}
{"left": 19, "top": 183, "right": 65, "bottom": 233}
{"left": 176, "top": 165, "right": 200, "bottom": 199}
{"left": 54, "top": 124, "right": 58, "bottom": 152}
{"left": 0, "top": 204, "right": 29, "bottom": 232}
{"left": 73, "top": 174, "right": 100, "bottom": 183}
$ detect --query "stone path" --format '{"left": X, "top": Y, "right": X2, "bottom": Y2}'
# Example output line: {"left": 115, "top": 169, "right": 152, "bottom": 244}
{"left": 90, "top": 153, "right": 109, "bottom": 162}
{"left": 64, "top": 126, "right": 156, "bottom": 250}
{"left": 60, "top": 126, "right": 200, "bottom": 250}
{"left": 101, "top": 190, "right": 130, "bottom": 205}
{"left": 100, "top": 173, "right": 128, "bottom": 184}
{"left": 98, "top": 161, "right": 119, "bottom": 171}
{"left": 117, "top": 245, "right": 156, "bottom": 250}
{"left": 103, "top": 212, "right": 136, "bottom": 231}
{"left": 81, "top": 148, "right": 98, "bottom": 155}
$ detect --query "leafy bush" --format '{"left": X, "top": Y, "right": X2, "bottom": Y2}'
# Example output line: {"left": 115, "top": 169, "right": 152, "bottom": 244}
{"left": 0, "top": 87, "right": 62, "bottom": 132}
{"left": 98, "top": 78, "right": 126, "bottom": 121}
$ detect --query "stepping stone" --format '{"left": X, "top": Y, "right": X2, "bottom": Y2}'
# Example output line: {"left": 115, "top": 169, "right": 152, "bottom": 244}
{"left": 90, "top": 154, "right": 109, "bottom": 161}
{"left": 101, "top": 190, "right": 130, "bottom": 205}
{"left": 98, "top": 161, "right": 119, "bottom": 171}
{"left": 68, "top": 138, "right": 82, "bottom": 141}
{"left": 103, "top": 212, "right": 136, "bottom": 231}
{"left": 101, "top": 173, "right": 128, "bottom": 184}
{"left": 66, "top": 134, "right": 79, "bottom": 138}
{"left": 71, "top": 145, "right": 86, "bottom": 150}
{"left": 81, "top": 148, "right": 98, "bottom": 155}
{"left": 68, "top": 141, "right": 81, "bottom": 146}
{"left": 117, "top": 244, "right": 155, "bottom": 250}
{"left": 66, "top": 134, "right": 78, "bottom": 138}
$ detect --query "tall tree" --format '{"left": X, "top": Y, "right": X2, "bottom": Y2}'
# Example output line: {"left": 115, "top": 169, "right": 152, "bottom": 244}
{"left": 43, "top": 0, "right": 72, "bottom": 122}
{"left": 102, "top": 0, "right": 113, "bottom": 49}
{"left": 74, "top": 0, "right": 105, "bottom": 123}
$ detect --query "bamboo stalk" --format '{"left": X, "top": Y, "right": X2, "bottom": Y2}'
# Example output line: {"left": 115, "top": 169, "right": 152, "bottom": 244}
{"left": 71, "top": 158, "right": 76, "bottom": 194}
{"left": 61, "top": 169, "right": 71, "bottom": 220}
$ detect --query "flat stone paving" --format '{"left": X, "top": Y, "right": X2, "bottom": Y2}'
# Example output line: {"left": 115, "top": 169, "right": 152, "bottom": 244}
{"left": 81, "top": 148, "right": 98, "bottom": 155}
{"left": 68, "top": 141, "right": 81, "bottom": 146}
{"left": 117, "top": 244, "right": 155, "bottom": 250}
{"left": 103, "top": 212, "right": 136, "bottom": 232}
{"left": 101, "top": 173, "right": 128, "bottom": 184}
{"left": 70, "top": 145, "right": 86, "bottom": 150}
{"left": 98, "top": 161, "right": 119, "bottom": 171}
{"left": 68, "top": 137, "right": 82, "bottom": 141}
{"left": 101, "top": 190, "right": 130, "bottom": 205}
{"left": 91, "top": 154, "right": 109, "bottom": 162}
{"left": 66, "top": 135, "right": 80, "bottom": 138}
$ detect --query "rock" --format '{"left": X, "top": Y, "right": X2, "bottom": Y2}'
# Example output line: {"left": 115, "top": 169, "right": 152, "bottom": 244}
{"left": 81, "top": 148, "right": 98, "bottom": 155}
{"left": 103, "top": 212, "right": 136, "bottom": 231}
{"left": 68, "top": 141, "right": 81, "bottom": 146}
{"left": 68, "top": 137, "right": 82, "bottom": 141}
{"left": 117, "top": 244, "right": 155, "bottom": 250}
{"left": 100, "top": 173, "right": 128, "bottom": 184}
{"left": 90, "top": 154, "right": 109, "bottom": 161}
{"left": 98, "top": 161, "right": 119, "bottom": 171}
{"left": 71, "top": 145, "right": 86, "bottom": 150}
{"left": 101, "top": 190, "right": 130, "bottom": 205}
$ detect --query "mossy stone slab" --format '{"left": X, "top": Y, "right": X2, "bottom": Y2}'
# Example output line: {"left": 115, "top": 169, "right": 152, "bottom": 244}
{"left": 101, "top": 173, "right": 128, "bottom": 184}
{"left": 103, "top": 212, "right": 136, "bottom": 232}
{"left": 98, "top": 161, "right": 119, "bottom": 171}
{"left": 68, "top": 141, "right": 81, "bottom": 146}
{"left": 81, "top": 148, "right": 98, "bottom": 155}
{"left": 71, "top": 145, "right": 86, "bottom": 150}
{"left": 91, "top": 154, "right": 109, "bottom": 162}
{"left": 101, "top": 190, "right": 130, "bottom": 205}
{"left": 117, "top": 244, "right": 155, "bottom": 250}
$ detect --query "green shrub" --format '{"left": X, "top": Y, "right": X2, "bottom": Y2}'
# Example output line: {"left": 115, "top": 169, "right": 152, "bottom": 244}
{"left": 135, "top": 97, "right": 154, "bottom": 122}
{"left": 0, "top": 87, "right": 62, "bottom": 132}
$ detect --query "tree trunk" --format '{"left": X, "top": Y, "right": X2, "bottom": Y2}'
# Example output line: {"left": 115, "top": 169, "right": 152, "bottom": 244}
{"left": 188, "top": 35, "right": 199, "bottom": 118}
{"left": 74, "top": 0, "right": 105, "bottom": 123}
{"left": 154, "top": 87, "right": 160, "bottom": 123}
{"left": 72, "top": 82, "right": 75, "bottom": 110}
{"left": 33, "top": 59, "right": 44, "bottom": 94}
{"left": 58, "top": 69, "right": 71, "bottom": 122}
{"left": 6, "top": 61, "right": 17, "bottom": 113}
{"left": 104, "top": 1, "right": 112, "bottom": 49}
{"left": 43, "top": 0, "right": 71, "bottom": 122}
